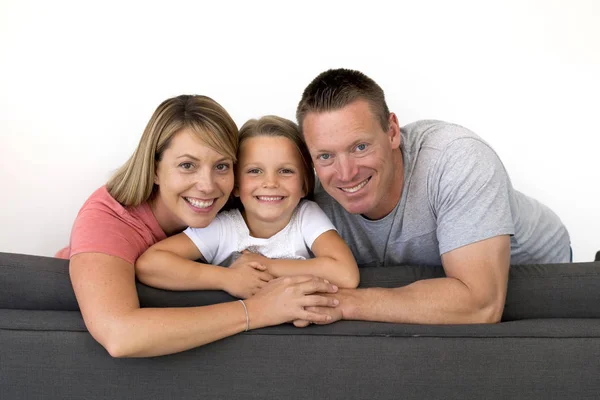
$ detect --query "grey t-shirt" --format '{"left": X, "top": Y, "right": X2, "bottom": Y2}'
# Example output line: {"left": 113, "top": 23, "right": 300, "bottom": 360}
{"left": 315, "top": 120, "right": 570, "bottom": 267}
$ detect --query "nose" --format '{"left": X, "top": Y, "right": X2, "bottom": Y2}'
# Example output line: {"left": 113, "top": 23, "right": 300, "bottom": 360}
{"left": 262, "top": 171, "right": 279, "bottom": 188}
{"left": 335, "top": 155, "right": 357, "bottom": 182}
{"left": 194, "top": 168, "right": 216, "bottom": 193}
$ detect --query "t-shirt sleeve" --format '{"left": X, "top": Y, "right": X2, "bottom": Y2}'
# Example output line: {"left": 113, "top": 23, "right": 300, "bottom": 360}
{"left": 299, "top": 200, "right": 337, "bottom": 249}
{"left": 69, "top": 208, "right": 149, "bottom": 265}
{"left": 183, "top": 217, "right": 225, "bottom": 264}
{"left": 430, "top": 138, "right": 515, "bottom": 255}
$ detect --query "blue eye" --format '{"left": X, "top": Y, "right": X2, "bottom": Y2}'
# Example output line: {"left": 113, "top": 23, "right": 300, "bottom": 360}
{"left": 318, "top": 154, "right": 331, "bottom": 161}
{"left": 356, "top": 143, "right": 367, "bottom": 151}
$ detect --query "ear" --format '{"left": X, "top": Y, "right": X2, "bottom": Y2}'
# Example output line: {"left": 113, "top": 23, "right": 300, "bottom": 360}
{"left": 153, "top": 171, "right": 159, "bottom": 185}
{"left": 233, "top": 185, "right": 240, "bottom": 197}
{"left": 387, "top": 112, "right": 401, "bottom": 149}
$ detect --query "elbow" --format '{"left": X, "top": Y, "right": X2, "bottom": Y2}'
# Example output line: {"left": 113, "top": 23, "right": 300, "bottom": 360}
{"left": 338, "top": 270, "right": 360, "bottom": 289}
{"left": 474, "top": 298, "right": 505, "bottom": 324}
{"left": 134, "top": 256, "right": 155, "bottom": 285}
{"left": 90, "top": 319, "right": 140, "bottom": 358}
{"left": 104, "top": 336, "right": 137, "bottom": 359}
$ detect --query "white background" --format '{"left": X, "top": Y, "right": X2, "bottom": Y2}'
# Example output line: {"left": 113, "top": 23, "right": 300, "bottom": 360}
{"left": 1, "top": 0, "right": 598, "bottom": 261}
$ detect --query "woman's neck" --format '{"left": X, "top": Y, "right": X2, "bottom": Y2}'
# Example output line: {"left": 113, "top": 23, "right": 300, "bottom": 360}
{"left": 149, "top": 195, "right": 186, "bottom": 237}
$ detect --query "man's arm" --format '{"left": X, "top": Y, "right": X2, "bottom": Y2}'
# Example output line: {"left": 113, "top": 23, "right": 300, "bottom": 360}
{"left": 305, "top": 235, "right": 509, "bottom": 325}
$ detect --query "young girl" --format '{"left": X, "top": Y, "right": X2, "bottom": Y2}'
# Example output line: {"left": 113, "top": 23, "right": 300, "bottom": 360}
{"left": 135, "top": 116, "right": 359, "bottom": 299}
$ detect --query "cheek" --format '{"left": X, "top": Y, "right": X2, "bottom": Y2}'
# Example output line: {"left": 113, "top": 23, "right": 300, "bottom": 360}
{"left": 220, "top": 173, "right": 235, "bottom": 195}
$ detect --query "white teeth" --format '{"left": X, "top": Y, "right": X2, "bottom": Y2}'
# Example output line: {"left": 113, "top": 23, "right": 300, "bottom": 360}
{"left": 340, "top": 178, "right": 369, "bottom": 193}
{"left": 186, "top": 197, "right": 215, "bottom": 208}
{"left": 257, "top": 196, "right": 283, "bottom": 201}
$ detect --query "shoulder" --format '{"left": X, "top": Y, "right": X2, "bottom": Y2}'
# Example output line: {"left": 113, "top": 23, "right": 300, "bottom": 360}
{"left": 69, "top": 186, "right": 162, "bottom": 264}
{"left": 76, "top": 186, "right": 132, "bottom": 224}
{"left": 401, "top": 120, "right": 487, "bottom": 153}
{"left": 186, "top": 208, "right": 244, "bottom": 236}
{"left": 296, "top": 199, "right": 327, "bottom": 218}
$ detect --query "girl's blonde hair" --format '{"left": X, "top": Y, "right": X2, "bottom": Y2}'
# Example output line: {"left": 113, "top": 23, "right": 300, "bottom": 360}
{"left": 107, "top": 95, "right": 238, "bottom": 206}
{"left": 238, "top": 116, "right": 315, "bottom": 200}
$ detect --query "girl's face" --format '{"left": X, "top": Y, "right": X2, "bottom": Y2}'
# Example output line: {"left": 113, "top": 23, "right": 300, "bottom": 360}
{"left": 152, "top": 128, "right": 234, "bottom": 235}
{"left": 234, "top": 135, "right": 306, "bottom": 238}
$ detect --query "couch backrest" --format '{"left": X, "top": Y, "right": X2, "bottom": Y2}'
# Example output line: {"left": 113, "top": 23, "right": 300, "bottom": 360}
{"left": 2, "top": 252, "right": 600, "bottom": 320}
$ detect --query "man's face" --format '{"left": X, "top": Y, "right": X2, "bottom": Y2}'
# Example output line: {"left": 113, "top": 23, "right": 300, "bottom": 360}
{"left": 302, "top": 99, "right": 403, "bottom": 220}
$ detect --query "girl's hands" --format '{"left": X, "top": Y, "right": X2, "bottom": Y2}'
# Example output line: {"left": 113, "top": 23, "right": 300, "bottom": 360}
{"left": 224, "top": 256, "right": 274, "bottom": 299}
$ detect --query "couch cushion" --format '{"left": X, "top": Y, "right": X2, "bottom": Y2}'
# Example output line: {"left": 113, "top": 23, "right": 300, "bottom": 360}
{"left": 2, "top": 311, "right": 600, "bottom": 400}
{"left": 2, "top": 252, "right": 600, "bottom": 320}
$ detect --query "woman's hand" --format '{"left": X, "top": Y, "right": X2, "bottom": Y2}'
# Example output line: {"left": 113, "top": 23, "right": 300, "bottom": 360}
{"left": 223, "top": 256, "right": 274, "bottom": 299}
{"left": 244, "top": 275, "right": 340, "bottom": 329}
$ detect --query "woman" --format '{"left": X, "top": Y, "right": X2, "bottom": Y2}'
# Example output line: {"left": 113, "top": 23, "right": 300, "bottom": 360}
{"left": 57, "top": 95, "right": 339, "bottom": 358}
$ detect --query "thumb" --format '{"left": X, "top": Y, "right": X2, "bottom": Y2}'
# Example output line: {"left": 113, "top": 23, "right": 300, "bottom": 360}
{"left": 249, "top": 262, "right": 267, "bottom": 271}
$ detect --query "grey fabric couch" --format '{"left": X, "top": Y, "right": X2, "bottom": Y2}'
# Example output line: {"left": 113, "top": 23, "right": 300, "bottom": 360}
{"left": 2, "top": 251, "right": 600, "bottom": 400}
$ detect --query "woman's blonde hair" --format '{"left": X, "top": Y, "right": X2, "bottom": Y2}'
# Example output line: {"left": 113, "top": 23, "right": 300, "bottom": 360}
{"left": 107, "top": 95, "right": 238, "bottom": 206}
{"left": 238, "top": 116, "right": 315, "bottom": 200}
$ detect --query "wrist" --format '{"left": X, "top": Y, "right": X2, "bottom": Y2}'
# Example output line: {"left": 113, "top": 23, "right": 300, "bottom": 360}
{"left": 241, "top": 297, "right": 264, "bottom": 330}
{"left": 337, "top": 288, "right": 360, "bottom": 320}
{"left": 216, "top": 266, "right": 231, "bottom": 292}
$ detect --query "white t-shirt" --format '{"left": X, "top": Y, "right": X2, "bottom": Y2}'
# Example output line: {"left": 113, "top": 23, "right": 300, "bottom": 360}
{"left": 184, "top": 200, "right": 336, "bottom": 266}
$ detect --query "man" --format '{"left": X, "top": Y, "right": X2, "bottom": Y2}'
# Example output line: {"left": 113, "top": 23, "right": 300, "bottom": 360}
{"left": 296, "top": 68, "right": 570, "bottom": 324}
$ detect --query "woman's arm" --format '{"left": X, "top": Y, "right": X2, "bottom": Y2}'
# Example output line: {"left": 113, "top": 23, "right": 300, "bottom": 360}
{"left": 240, "top": 230, "right": 360, "bottom": 288}
{"left": 71, "top": 252, "right": 339, "bottom": 358}
{"left": 135, "top": 233, "right": 273, "bottom": 298}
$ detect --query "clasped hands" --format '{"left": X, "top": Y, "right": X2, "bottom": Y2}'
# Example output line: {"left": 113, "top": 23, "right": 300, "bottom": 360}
{"left": 224, "top": 250, "right": 343, "bottom": 327}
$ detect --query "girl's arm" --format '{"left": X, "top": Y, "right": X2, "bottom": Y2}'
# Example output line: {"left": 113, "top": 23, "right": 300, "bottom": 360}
{"left": 244, "top": 230, "right": 360, "bottom": 288}
{"left": 135, "top": 233, "right": 273, "bottom": 298}
{"left": 71, "top": 252, "right": 339, "bottom": 358}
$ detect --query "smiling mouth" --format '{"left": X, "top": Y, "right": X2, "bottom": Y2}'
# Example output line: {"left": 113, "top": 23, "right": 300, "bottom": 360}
{"left": 184, "top": 197, "right": 215, "bottom": 208}
{"left": 255, "top": 196, "right": 284, "bottom": 202}
{"left": 339, "top": 177, "right": 370, "bottom": 193}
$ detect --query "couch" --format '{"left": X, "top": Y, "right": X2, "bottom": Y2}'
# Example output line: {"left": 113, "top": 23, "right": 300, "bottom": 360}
{"left": 2, "top": 251, "right": 600, "bottom": 399}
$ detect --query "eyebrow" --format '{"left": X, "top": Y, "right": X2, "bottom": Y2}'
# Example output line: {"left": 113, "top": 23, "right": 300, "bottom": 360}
{"left": 176, "top": 154, "right": 232, "bottom": 162}
{"left": 313, "top": 138, "right": 366, "bottom": 154}
{"left": 177, "top": 154, "right": 200, "bottom": 161}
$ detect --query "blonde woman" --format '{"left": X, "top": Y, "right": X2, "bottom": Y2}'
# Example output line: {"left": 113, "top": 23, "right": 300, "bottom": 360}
{"left": 57, "top": 96, "right": 339, "bottom": 358}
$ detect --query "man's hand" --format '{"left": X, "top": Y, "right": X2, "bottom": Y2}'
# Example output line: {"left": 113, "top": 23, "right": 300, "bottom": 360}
{"left": 293, "top": 305, "right": 343, "bottom": 327}
{"left": 292, "top": 290, "right": 351, "bottom": 327}
{"left": 223, "top": 256, "right": 274, "bottom": 299}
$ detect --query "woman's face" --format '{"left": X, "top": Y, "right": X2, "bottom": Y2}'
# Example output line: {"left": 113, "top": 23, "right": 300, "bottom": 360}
{"left": 151, "top": 128, "right": 234, "bottom": 235}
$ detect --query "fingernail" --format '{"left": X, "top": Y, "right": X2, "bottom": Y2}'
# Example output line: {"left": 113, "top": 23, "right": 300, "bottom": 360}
{"left": 332, "top": 285, "right": 338, "bottom": 291}
{"left": 333, "top": 299, "right": 339, "bottom": 305}
{"left": 326, "top": 315, "right": 332, "bottom": 321}
{"left": 324, "top": 279, "right": 330, "bottom": 283}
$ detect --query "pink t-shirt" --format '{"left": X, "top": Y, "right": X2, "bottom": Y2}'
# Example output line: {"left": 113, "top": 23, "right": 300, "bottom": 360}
{"left": 55, "top": 186, "right": 167, "bottom": 265}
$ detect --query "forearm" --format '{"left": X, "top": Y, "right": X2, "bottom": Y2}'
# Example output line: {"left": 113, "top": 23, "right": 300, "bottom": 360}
{"left": 264, "top": 257, "right": 359, "bottom": 288}
{"left": 342, "top": 277, "right": 504, "bottom": 324}
{"left": 136, "top": 251, "right": 227, "bottom": 291}
{"left": 101, "top": 301, "right": 249, "bottom": 357}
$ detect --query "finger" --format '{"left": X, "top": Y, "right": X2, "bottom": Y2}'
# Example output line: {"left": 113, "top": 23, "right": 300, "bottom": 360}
{"left": 249, "top": 262, "right": 267, "bottom": 271}
{"left": 259, "top": 271, "right": 274, "bottom": 282}
{"left": 241, "top": 250, "right": 252, "bottom": 254}
{"left": 298, "top": 278, "right": 338, "bottom": 295}
{"left": 301, "top": 294, "right": 339, "bottom": 308}
{"left": 293, "top": 319, "right": 311, "bottom": 328}
{"left": 277, "top": 275, "right": 320, "bottom": 285}
{"left": 301, "top": 310, "right": 334, "bottom": 324}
